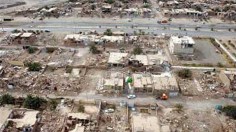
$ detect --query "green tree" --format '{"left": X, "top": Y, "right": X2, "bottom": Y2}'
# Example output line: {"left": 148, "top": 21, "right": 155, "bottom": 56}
{"left": 89, "top": 44, "right": 99, "bottom": 54}
{"left": 78, "top": 104, "right": 85, "bottom": 112}
{"left": 177, "top": 69, "right": 192, "bottom": 79}
{"left": 104, "top": 29, "right": 113, "bottom": 36}
{"left": 175, "top": 104, "right": 184, "bottom": 113}
{"left": 49, "top": 99, "right": 58, "bottom": 110}
{"left": 105, "top": 0, "right": 114, "bottom": 4}
{"left": 23, "top": 95, "right": 46, "bottom": 110}
{"left": 133, "top": 46, "right": 143, "bottom": 55}
{"left": 0, "top": 94, "right": 15, "bottom": 105}
{"left": 222, "top": 105, "right": 236, "bottom": 119}
{"left": 26, "top": 62, "right": 42, "bottom": 71}
{"left": 27, "top": 47, "right": 38, "bottom": 54}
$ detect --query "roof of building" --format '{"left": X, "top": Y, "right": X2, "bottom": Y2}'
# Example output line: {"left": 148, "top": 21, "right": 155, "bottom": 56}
{"left": 9, "top": 61, "right": 24, "bottom": 66}
{"left": 170, "top": 36, "right": 195, "bottom": 45}
{"left": 152, "top": 73, "right": 178, "bottom": 91}
{"left": 64, "top": 34, "right": 98, "bottom": 42}
{"left": 130, "top": 54, "right": 168, "bottom": 65}
{"left": 132, "top": 113, "right": 160, "bottom": 132}
{"left": 104, "top": 78, "right": 123, "bottom": 87}
{"left": 10, "top": 33, "right": 22, "bottom": 38}
{"left": 0, "top": 107, "right": 12, "bottom": 129}
{"left": 68, "top": 113, "right": 90, "bottom": 120}
{"left": 133, "top": 73, "right": 153, "bottom": 88}
{"left": 20, "top": 33, "right": 33, "bottom": 38}
{"left": 9, "top": 110, "right": 39, "bottom": 128}
{"left": 108, "top": 52, "right": 128, "bottom": 64}
{"left": 130, "top": 55, "right": 149, "bottom": 65}
{"left": 101, "top": 36, "right": 124, "bottom": 42}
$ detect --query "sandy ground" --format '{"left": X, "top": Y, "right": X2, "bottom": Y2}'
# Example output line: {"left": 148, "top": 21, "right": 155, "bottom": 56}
{"left": 0, "top": 0, "right": 67, "bottom": 14}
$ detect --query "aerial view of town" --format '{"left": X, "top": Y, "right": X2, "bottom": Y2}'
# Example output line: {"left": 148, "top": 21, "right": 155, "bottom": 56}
{"left": 0, "top": 0, "right": 236, "bottom": 131}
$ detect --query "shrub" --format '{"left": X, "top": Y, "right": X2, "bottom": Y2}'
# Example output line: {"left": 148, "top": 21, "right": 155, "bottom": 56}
{"left": 23, "top": 95, "right": 47, "bottom": 110}
{"left": 49, "top": 99, "right": 58, "bottom": 110}
{"left": 89, "top": 44, "right": 100, "bottom": 54}
{"left": 177, "top": 69, "right": 192, "bottom": 79}
{"left": 0, "top": 94, "right": 15, "bottom": 105}
{"left": 105, "top": 0, "right": 114, "bottom": 4}
{"left": 222, "top": 105, "right": 236, "bottom": 119}
{"left": 104, "top": 29, "right": 113, "bottom": 36}
{"left": 27, "top": 47, "right": 38, "bottom": 54}
{"left": 133, "top": 46, "right": 143, "bottom": 55}
{"left": 78, "top": 104, "right": 85, "bottom": 112}
{"left": 26, "top": 62, "right": 42, "bottom": 71}
{"left": 175, "top": 104, "right": 183, "bottom": 113}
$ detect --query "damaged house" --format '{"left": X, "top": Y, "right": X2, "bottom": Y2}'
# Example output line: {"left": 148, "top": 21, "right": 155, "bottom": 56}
{"left": 9, "top": 33, "right": 37, "bottom": 45}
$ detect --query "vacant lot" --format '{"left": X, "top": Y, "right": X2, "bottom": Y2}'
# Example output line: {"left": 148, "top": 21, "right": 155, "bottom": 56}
{"left": 178, "top": 39, "right": 228, "bottom": 66}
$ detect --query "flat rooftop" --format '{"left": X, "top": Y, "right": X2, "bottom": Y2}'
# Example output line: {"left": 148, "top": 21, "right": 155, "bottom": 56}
{"left": 133, "top": 73, "right": 153, "bottom": 88}
{"left": 108, "top": 52, "right": 128, "bottom": 64}
{"left": 9, "top": 110, "right": 39, "bottom": 128}
{"left": 170, "top": 36, "right": 195, "bottom": 44}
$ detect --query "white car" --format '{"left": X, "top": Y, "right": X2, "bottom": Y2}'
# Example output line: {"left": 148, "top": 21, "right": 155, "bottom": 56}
{"left": 127, "top": 94, "right": 136, "bottom": 99}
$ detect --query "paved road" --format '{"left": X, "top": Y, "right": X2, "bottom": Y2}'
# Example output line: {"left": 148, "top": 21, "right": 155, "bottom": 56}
{"left": 1, "top": 17, "right": 236, "bottom": 38}
{"left": 3, "top": 91, "right": 235, "bottom": 111}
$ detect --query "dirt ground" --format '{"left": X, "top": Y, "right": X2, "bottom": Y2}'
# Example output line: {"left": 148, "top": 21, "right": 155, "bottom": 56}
{"left": 160, "top": 107, "right": 236, "bottom": 132}
{"left": 173, "top": 38, "right": 228, "bottom": 66}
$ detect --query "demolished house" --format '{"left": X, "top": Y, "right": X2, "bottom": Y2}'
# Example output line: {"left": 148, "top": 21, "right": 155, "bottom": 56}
{"left": 132, "top": 73, "right": 153, "bottom": 93}
{"left": 100, "top": 72, "right": 124, "bottom": 93}
{"left": 64, "top": 34, "right": 125, "bottom": 46}
{"left": 152, "top": 73, "right": 179, "bottom": 97}
{"left": 219, "top": 70, "right": 236, "bottom": 91}
{"left": 9, "top": 32, "right": 37, "bottom": 45}
{"left": 131, "top": 113, "right": 160, "bottom": 132}
{"left": 63, "top": 112, "right": 97, "bottom": 132}
{"left": 1, "top": 108, "right": 40, "bottom": 132}
{"left": 169, "top": 36, "right": 195, "bottom": 54}
{"left": 64, "top": 34, "right": 100, "bottom": 46}
{"left": 108, "top": 52, "right": 129, "bottom": 67}
{"left": 132, "top": 72, "right": 179, "bottom": 96}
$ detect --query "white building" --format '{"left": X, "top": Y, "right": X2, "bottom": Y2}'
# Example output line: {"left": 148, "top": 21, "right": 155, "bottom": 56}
{"left": 169, "top": 36, "right": 195, "bottom": 54}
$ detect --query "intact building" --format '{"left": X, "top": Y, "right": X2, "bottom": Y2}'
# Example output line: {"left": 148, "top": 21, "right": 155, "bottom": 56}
{"left": 169, "top": 36, "right": 195, "bottom": 54}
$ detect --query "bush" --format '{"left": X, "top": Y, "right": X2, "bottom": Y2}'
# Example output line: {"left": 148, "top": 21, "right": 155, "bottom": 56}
{"left": 222, "top": 105, "right": 236, "bottom": 119}
{"left": 49, "top": 99, "right": 58, "bottom": 110}
{"left": 105, "top": 0, "right": 114, "bottom": 4}
{"left": 133, "top": 46, "right": 143, "bottom": 55}
{"left": 89, "top": 44, "right": 99, "bottom": 54}
{"left": 0, "top": 94, "right": 15, "bottom": 105}
{"left": 177, "top": 69, "right": 192, "bottom": 79}
{"left": 78, "top": 104, "right": 85, "bottom": 113}
{"left": 104, "top": 29, "right": 113, "bottom": 36}
{"left": 23, "top": 95, "right": 47, "bottom": 110}
{"left": 26, "top": 62, "right": 42, "bottom": 71}
{"left": 27, "top": 47, "right": 38, "bottom": 54}
{"left": 175, "top": 104, "right": 183, "bottom": 113}
{"left": 143, "top": 4, "right": 151, "bottom": 8}
{"left": 217, "top": 62, "right": 224, "bottom": 67}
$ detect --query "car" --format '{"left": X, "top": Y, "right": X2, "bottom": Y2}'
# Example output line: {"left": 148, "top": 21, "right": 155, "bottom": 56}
{"left": 104, "top": 108, "right": 115, "bottom": 113}
{"left": 127, "top": 94, "right": 136, "bottom": 99}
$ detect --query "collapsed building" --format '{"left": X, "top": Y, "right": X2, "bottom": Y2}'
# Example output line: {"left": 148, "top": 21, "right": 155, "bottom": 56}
{"left": 0, "top": 108, "right": 40, "bottom": 132}
{"left": 219, "top": 70, "right": 236, "bottom": 91}
{"left": 131, "top": 113, "right": 160, "bottom": 132}
{"left": 64, "top": 34, "right": 138, "bottom": 46}
{"left": 132, "top": 73, "right": 179, "bottom": 96}
{"left": 63, "top": 112, "right": 98, "bottom": 132}
{"left": 108, "top": 52, "right": 169, "bottom": 67}
{"left": 8, "top": 33, "right": 37, "bottom": 45}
